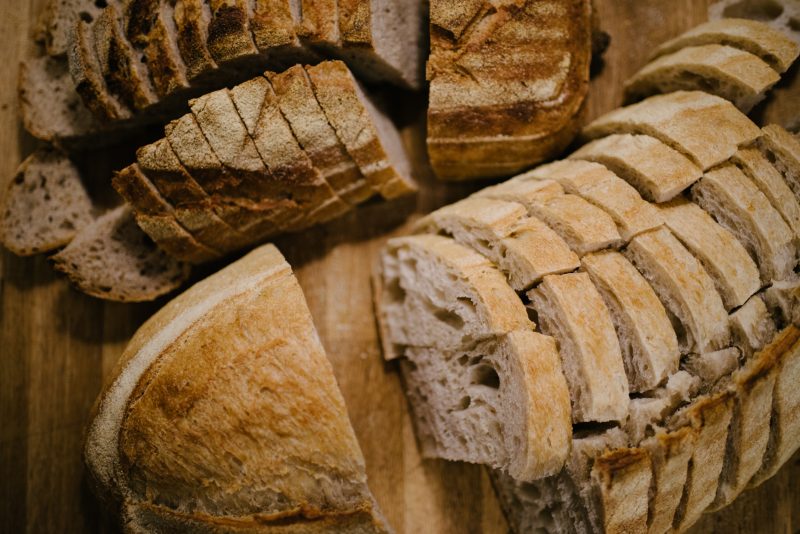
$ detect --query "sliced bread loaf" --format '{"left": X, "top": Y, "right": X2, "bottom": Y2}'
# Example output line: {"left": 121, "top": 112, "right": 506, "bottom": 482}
{"left": 51, "top": 205, "right": 190, "bottom": 301}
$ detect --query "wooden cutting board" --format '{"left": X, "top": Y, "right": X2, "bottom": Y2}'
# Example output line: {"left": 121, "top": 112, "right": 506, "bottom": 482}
{"left": 1, "top": 1, "right": 799, "bottom": 532}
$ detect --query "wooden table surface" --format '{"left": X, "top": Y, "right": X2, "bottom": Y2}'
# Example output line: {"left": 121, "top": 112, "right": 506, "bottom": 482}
{"left": 2, "top": 1, "right": 800, "bottom": 532}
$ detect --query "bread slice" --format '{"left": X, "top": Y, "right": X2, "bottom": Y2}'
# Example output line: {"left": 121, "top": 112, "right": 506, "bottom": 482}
{"left": 414, "top": 197, "right": 579, "bottom": 291}
{"left": 570, "top": 133, "right": 702, "bottom": 203}
{"left": 298, "top": 0, "right": 340, "bottom": 49}
{"left": 526, "top": 159, "right": 663, "bottom": 241}
{"left": 173, "top": 0, "right": 219, "bottom": 81}
{"left": 683, "top": 348, "right": 741, "bottom": 389}
{"left": 624, "top": 227, "right": 730, "bottom": 354}
{"left": 658, "top": 197, "right": 761, "bottom": 311}
{"left": 709, "top": 0, "right": 800, "bottom": 43}
{"left": 624, "top": 44, "right": 780, "bottom": 113}
{"left": 641, "top": 427, "right": 696, "bottom": 534}
{"left": 51, "top": 205, "right": 190, "bottom": 302}
{"left": 305, "top": 60, "right": 417, "bottom": 200}
{"left": 733, "top": 146, "right": 800, "bottom": 245}
{"left": 581, "top": 250, "right": 680, "bottom": 393}
{"left": 527, "top": 272, "right": 630, "bottom": 423}
{"left": 139, "top": 1, "right": 191, "bottom": 98}
{"left": 764, "top": 277, "right": 800, "bottom": 328}
{"left": 731, "top": 294, "right": 777, "bottom": 359}
{"left": 206, "top": 0, "right": 261, "bottom": 65}
{"left": 83, "top": 243, "right": 390, "bottom": 531}
{"left": 400, "top": 329, "right": 572, "bottom": 481}
{"left": 757, "top": 124, "right": 800, "bottom": 199}
{"left": 335, "top": 0, "right": 424, "bottom": 88}
{"left": 37, "top": 0, "right": 105, "bottom": 57}
{"left": 377, "top": 234, "right": 531, "bottom": 354}
{"left": 582, "top": 91, "right": 761, "bottom": 170}
{"left": 250, "top": 0, "right": 320, "bottom": 66}
{"left": 589, "top": 448, "right": 652, "bottom": 533}
{"left": 651, "top": 18, "right": 800, "bottom": 73}
{"left": 691, "top": 164, "right": 796, "bottom": 283}
{"left": 1, "top": 146, "right": 93, "bottom": 255}
{"left": 625, "top": 370, "right": 700, "bottom": 444}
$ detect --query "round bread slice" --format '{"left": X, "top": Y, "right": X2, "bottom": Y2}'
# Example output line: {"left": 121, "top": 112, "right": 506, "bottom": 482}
{"left": 84, "top": 244, "right": 390, "bottom": 531}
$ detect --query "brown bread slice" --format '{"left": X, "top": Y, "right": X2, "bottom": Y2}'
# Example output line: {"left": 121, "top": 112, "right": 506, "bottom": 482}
{"left": 206, "top": 0, "right": 261, "bottom": 65}
{"left": 527, "top": 272, "right": 630, "bottom": 423}
{"left": 250, "top": 0, "right": 320, "bottom": 65}
{"left": 1, "top": 146, "right": 93, "bottom": 256}
{"left": 691, "top": 164, "right": 796, "bottom": 283}
{"left": 652, "top": 18, "right": 800, "bottom": 73}
{"left": 305, "top": 61, "right": 417, "bottom": 200}
{"left": 173, "top": 0, "right": 219, "bottom": 81}
{"left": 526, "top": 159, "right": 663, "bottom": 241}
{"left": 581, "top": 251, "right": 680, "bottom": 393}
{"left": 298, "top": 0, "right": 340, "bottom": 49}
{"left": 658, "top": 197, "right": 761, "bottom": 311}
{"left": 582, "top": 91, "right": 761, "bottom": 170}
{"left": 570, "top": 133, "right": 702, "bottom": 203}
{"left": 37, "top": 0, "right": 105, "bottom": 57}
{"left": 137, "top": 0, "right": 192, "bottom": 97}
{"left": 414, "top": 196, "right": 579, "bottom": 291}
{"left": 624, "top": 227, "right": 730, "bottom": 354}
{"left": 624, "top": 45, "right": 781, "bottom": 113}
{"left": 51, "top": 205, "right": 190, "bottom": 301}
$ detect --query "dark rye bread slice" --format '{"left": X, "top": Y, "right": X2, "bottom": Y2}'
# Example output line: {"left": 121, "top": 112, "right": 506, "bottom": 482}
{"left": 173, "top": 0, "right": 218, "bottom": 81}
{"left": 306, "top": 61, "right": 417, "bottom": 200}
{"left": 36, "top": 0, "right": 105, "bottom": 57}
{"left": 1, "top": 146, "right": 94, "bottom": 256}
{"left": 51, "top": 205, "right": 190, "bottom": 301}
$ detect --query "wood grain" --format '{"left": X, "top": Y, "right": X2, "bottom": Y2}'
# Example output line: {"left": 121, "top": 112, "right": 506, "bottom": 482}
{"left": 1, "top": 1, "right": 799, "bottom": 533}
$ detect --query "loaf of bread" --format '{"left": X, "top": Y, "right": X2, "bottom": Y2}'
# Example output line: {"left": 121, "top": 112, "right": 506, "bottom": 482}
{"left": 84, "top": 243, "right": 391, "bottom": 532}
{"left": 376, "top": 26, "right": 800, "bottom": 528}
{"left": 426, "top": 0, "right": 592, "bottom": 180}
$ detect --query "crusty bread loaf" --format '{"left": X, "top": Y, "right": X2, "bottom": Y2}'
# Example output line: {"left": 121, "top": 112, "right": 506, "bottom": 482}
{"left": 84, "top": 243, "right": 390, "bottom": 532}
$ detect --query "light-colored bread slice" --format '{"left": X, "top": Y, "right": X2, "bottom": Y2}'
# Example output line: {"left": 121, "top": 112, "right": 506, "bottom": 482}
{"left": 625, "top": 370, "right": 700, "bottom": 444}
{"left": 527, "top": 272, "right": 630, "bottom": 423}
{"left": 589, "top": 448, "right": 652, "bottom": 534}
{"left": 335, "top": 0, "right": 424, "bottom": 88}
{"left": 83, "top": 243, "right": 390, "bottom": 531}
{"left": 658, "top": 197, "right": 760, "bottom": 310}
{"left": 691, "top": 164, "right": 796, "bottom": 283}
{"left": 266, "top": 66, "right": 371, "bottom": 205}
{"left": 764, "top": 276, "right": 800, "bottom": 328}
{"left": 624, "top": 44, "right": 781, "bottom": 113}
{"left": 570, "top": 133, "right": 702, "bottom": 203}
{"left": 624, "top": 227, "right": 730, "bottom": 354}
{"left": 581, "top": 250, "right": 680, "bottom": 393}
{"left": 399, "top": 329, "right": 572, "bottom": 481}
{"left": 51, "top": 205, "right": 190, "bottom": 302}
{"left": 730, "top": 294, "right": 778, "bottom": 359}
{"left": 682, "top": 348, "right": 741, "bottom": 389}
{"left": 641, "top": 427, "right": 696, "bottom": 534}
{"left": 306, "top": 60, "right": 417, "bottom": 200}
{"left": 414, "top": 196, "right": 579, "bottom": 291}
{"left": 652, "top": 18, "right": 800, "bottom": 73}
{"left": 376, "top": 234, "right": 531, "bottom": 355}
{"left": 669, "top": 391, "right": 735, "bottom": 532}
{"left": 525, "top": 159, "right": 663, "bottom": 241}
{"left": 138, "top": 1, "right": 191, "bottom": 98}
{"left": 206, "top": 0, "right": 261, "bottom": 64}
{"left": 709, "top": 0, "right": 800, "bottom": 45}
{"left": 582, "top": 91, "right": 761, "bottom": 170}
{"left": 68, "top": 18, "right": 132, "bottom": 121}
{"left": 757, "top": 124, "right": 800, "bottom": 199}
{"left": 733, "top": 146, "right": 800, "bottom": 245}
{"left": 173, "top": 0, "right": 219, "bottom": 81}
{"left": 1, "top": 146, "right": 93, "bottom": 256}
{"left": 37, "top": 0, "right": 105, "bottom": 57}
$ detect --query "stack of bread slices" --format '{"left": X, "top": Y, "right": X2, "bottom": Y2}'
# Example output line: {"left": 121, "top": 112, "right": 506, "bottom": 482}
{"left": 376, "top": 18, "right": 800, "bottom": 534}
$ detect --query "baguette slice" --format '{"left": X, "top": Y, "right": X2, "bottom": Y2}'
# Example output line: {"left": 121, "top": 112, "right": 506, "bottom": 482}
{"left": 400, "top": 329, "right": 572, "bottom": 481}
{"left": 624, "top": 227, "right": 730, "bottom": 354}
{"left": 1, "top": 146, "right": 93, "bottom": 256}
{"left": 658, "top": 197, "right": 761, "bottom": 310}
{"left": 582, "top": 91, "right": 761, "bottom": 170}
{"left": 730, "top": 294, "right": 777, "bottom": 359}
{"left": 377, "top": 234, "right": 531, "bottom": 355}
{"left": 691, "top": 164, "right": 796, "bottom": 283}
{"left": 527, "top": 272, "right": 630, "bottom": 423}
{"left": 624, "top": 44, "right": 780, "bottom": 113}
{"left": 652, "top": 18, "right": 800, "bottom": 73}
{"left": 757, "top": 124, "right": 800, "bottom": 199}
{"left": 414, "top": 196, "right": 579, "bottom": 291}
{"left": 570, "top": 134, "right": 702, "bottom": 203}
{"left": 51, "top": 205, "right": 189, "bottom": 301}
{"left": 83, "top": 243, "right": 390, "bottom": 532}
{"left": 173, "top": 0, "right": 218, "bottom": 81}
{"left": 581, "top": 251, "right": 680, "bottom": 393}
{"left": 526, "top": 159, "right": 663, "bottom": 241}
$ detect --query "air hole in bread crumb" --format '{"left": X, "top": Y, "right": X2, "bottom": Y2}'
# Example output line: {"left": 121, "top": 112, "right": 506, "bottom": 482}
{"left": 471, "top": 364, "right": 500, "bottom": 389}
{"left": 434, "top": 308, "right": 465, "bottom": 329}
{"left": 457, "top": 396, "right": 471, "bottom": 410}
{"left": 790, "top": 17, "right": 800, "bottom": 31}
{"left": 79, "top": 11, "right": 94, "bottom": 23}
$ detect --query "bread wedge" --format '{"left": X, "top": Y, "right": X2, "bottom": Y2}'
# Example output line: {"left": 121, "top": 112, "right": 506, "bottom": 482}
{"left": 658, "top": 197, "right": 760, "bottom": 310}
{"left": 730, "top": 294, "right": 777, "bottom": 359}
{"left": 1, "top": 146, "right": 94, "bottom": 256}
{"left": 581, "top": 250, "right": 680, "bottom": 393}
{"left": 570, "top": 133, "right": 702, "bottom": 203}
{"left": 83, "top": 243, "right": 390, "bottom": 532}
{"left": 691, "top": 164, "right": 796, "bottom": 283}
{"left": 525, "top": 159, "right": 663, "bottom": 241}
{"left": 527, "top": 272, "right": 630, "bottom": 423}
{"left": 624, "top": 227, "right": 730, "bottom": 354}
{"left": 624, "top": 44, "right": 780, "bottom": 113}
{"left": 582, "top": 91, "right": 761, "bottom": 170}
{"left": 414, "top": 196, "right": 579, "bottom": 291}
{"left": 173, "top": 0, "right": 218, "bottom": 81}
{"left": 51, "top": 205, "right": 190, "bottom": 301}
{"left": 652, "top": 17, "right": 799, "bottom": 73}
